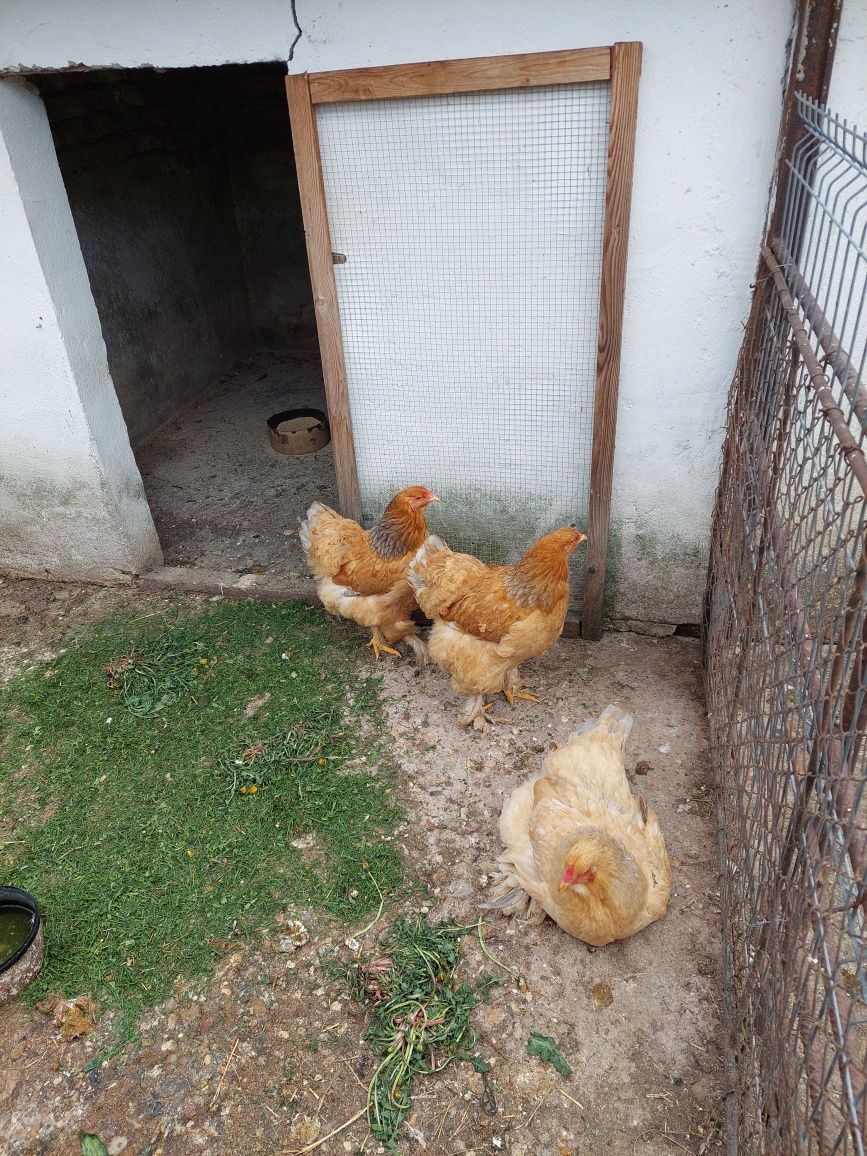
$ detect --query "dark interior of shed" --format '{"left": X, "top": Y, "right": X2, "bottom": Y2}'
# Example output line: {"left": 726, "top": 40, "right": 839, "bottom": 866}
{"left": 33, "top": 63, "right": 337, "bottom": 580}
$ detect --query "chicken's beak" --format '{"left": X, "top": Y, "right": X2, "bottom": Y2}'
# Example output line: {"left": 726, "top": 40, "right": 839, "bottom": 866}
{"left": 559, "top": 865, "right": 595, "bottom": 890}
{"left": 424, "top": 493, "right": 440, "bottom": 506}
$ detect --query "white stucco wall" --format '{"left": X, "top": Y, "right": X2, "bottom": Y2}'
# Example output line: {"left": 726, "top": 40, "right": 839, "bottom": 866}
{"left": 0, "top": 0, "right": 797, "bottom": 621}
{"left": 829, "top": 0, "right": 867, "bottom": 128}
{"left": 0, "top": 78, "right": 162, "bottom": 580}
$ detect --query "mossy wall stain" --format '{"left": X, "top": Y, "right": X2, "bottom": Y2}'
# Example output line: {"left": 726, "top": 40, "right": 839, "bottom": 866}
{"left": 363, "top": 486, "right": 586, "bottom": 567}
{"left": 604, "top": 518, "right": 708, "bottom": 626}
{"left": 602, "top": 521, "right": 623, "bottom": 624}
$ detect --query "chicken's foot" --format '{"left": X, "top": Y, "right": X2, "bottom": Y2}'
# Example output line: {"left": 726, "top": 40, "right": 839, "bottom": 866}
{"left": 460, "top": 695, "right": 494, "bottom": 730}
{"left": 366, "top": 631, "right": 401, "bottom": 660}
{"left": 503, "top": 688, "right": 541, "bottom": 707}
{"left": 503, "top": 669, "right": 541, "bottom": 707}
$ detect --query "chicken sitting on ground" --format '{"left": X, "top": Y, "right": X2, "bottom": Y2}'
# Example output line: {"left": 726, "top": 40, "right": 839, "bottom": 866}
{"left": 486, "top": 706, "right": 671, "bottom": 946}
{"left": 299, "top": 486, "right": 438, "bottom": 661}
{"left": 407, "top": 527, "right": 586, "bottom": 728}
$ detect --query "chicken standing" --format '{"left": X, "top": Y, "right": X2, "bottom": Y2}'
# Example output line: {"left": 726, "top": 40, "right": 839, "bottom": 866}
{"left": 487, "top": 706, "right": 671, "bottom": 946}
{"left": 299, "top": 486, "right": 438, "bottom": 661}
{"left": 407, "top": 527, "right": 586, "bottom": 728}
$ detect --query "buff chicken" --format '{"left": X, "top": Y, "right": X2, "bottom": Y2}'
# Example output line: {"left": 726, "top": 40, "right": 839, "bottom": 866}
{"left": 407, "top": 527, "right": 586, "bottom": 728}
{"left": 486, "top": 706, "right": 671, "bottom": 946}
{"left": 299, "top": 486, "right": 438, "bottom": 661}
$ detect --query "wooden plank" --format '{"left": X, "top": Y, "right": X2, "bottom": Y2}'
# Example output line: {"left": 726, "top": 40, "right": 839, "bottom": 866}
{"left": 581, "top": 41, "right": 642, "bottom": 640}
{"left": 308, "top": 46, "right": 610, "bottom": 104}
{"left": 285, "top": 73, "right": 362, "bottom": 522}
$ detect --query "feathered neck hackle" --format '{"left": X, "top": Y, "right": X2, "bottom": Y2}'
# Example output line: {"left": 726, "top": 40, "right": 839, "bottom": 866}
{"left": 505, "top": 528, "right": 584, "bottom": 610}
{"left": 367, "top": 489, "right": 433, "bottom": 559}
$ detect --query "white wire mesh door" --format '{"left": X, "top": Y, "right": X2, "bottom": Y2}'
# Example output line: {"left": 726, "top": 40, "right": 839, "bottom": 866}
{"left": 286, "top": 46, "right": 641, "bottom": 635}
{"left": 315, "top": 82, "right": 609, "bottom": 569}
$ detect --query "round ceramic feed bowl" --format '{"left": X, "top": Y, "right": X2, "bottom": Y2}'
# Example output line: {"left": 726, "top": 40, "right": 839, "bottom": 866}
{"left": 0, "top": 886, "right": 43, "bottom": 1005}
{"left": 267, "top": 408, "right": 330, "bottom": 456}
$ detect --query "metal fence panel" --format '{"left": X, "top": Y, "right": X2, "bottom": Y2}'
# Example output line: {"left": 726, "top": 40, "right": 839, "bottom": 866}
{"left": 706, "top": 96, "right": 867, "bottom": 1154}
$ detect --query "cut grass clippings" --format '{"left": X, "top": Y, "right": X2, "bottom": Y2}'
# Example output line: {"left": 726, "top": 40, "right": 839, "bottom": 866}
{"left": 349, "top": 917, "right": 500, "bottom": 1153}
{"left": 0, "top": 599, "right": 404, "bottom": 1026}
{"left": 526, "top": 1031, "right": 573, "bottom": 1077}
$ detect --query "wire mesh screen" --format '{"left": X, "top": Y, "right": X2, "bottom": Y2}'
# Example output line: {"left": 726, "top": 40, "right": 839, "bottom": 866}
{"left": 315, "top": 82, "right": 610, "bottom": 577}
{"left": 706, "top": 96, "right": 867, "bottom": 1153}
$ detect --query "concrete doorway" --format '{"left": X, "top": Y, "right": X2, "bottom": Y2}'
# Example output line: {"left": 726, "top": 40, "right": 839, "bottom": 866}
{"left": 33, "top": 63, "right": 336, "bottom": 586}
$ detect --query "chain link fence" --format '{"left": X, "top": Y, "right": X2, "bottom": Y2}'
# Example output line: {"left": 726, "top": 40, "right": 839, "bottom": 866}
{"left": 706, "top": 96, "right": 867, "bottom": 1153}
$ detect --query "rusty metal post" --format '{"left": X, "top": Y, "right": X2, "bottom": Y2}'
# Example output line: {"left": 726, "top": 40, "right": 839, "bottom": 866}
{"left": 766, "top": 0, "right": 842, "bottom": 251}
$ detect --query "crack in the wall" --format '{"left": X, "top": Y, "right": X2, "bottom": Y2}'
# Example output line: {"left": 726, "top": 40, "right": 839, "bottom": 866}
{"left": 288, "top": 0, "right": 303, "bottom": 61}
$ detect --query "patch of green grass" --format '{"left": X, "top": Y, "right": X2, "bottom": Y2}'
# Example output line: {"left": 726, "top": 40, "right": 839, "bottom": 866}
{"left": 0, "top": 599, "right": 404, "bottom": 1021}
{"left": 104, "top": 635, "right": 200, "bottom": 717}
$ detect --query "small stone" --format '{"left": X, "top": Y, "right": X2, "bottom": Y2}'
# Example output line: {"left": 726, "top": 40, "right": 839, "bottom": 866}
{"left": 107, "top": 1139, "right": 128, "bottom": 1155}
{"left": 658, "top": 743, "right": 671, "bottom": 755}
{"left": 634, "top": 760, "right": 652, "bottom": 776}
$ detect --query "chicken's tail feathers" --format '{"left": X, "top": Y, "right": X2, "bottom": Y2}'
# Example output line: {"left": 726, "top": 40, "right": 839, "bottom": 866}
{"left": 567, "top": 704, "right": 633, "bottom": 746}
{"left": 407, "top": 533, "right": 450, "bottom": 591}
{"left": 479, "top": 887, "right": 527, "bottom": 912}
{"left": 298, "top": 500, "right": 331, "bottom": 554}
{"left": 482, "top": 861, "right": 535, "bottom": 920}
{"left": 481, "top": 876, "right": 546, "bottom": 925}
{"left": 300, "top": 497, "right": 344, "bottom": 554}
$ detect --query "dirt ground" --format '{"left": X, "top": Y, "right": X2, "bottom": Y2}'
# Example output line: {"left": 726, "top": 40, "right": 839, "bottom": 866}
{"left": 135, "top": 339, "right": 338, "bottom": 582}
{"left": 0, "top": 577, "right": 724, "bottom": 1156}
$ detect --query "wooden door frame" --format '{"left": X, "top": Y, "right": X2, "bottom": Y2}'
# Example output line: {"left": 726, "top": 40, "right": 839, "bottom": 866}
{"left": 285, "top": 43, "right": 641, "bottom": 639}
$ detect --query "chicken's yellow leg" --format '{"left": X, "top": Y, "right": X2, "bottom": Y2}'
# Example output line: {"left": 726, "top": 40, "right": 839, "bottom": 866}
{"left": 503, "top": 688, "right": 541, "bottom": 706}
{"left": 503, "top": 670, "right": 540, "bottom": 706}
{"left": 367, "top": 630, "right": 401, "bottom": 660}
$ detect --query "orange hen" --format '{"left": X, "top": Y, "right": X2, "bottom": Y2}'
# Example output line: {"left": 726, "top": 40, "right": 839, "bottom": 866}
{"left": 299, "top": 486, "right": 438, "bottom": 661}
{"left": 407, "top": 527, "right": 586, "bottom": 728}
